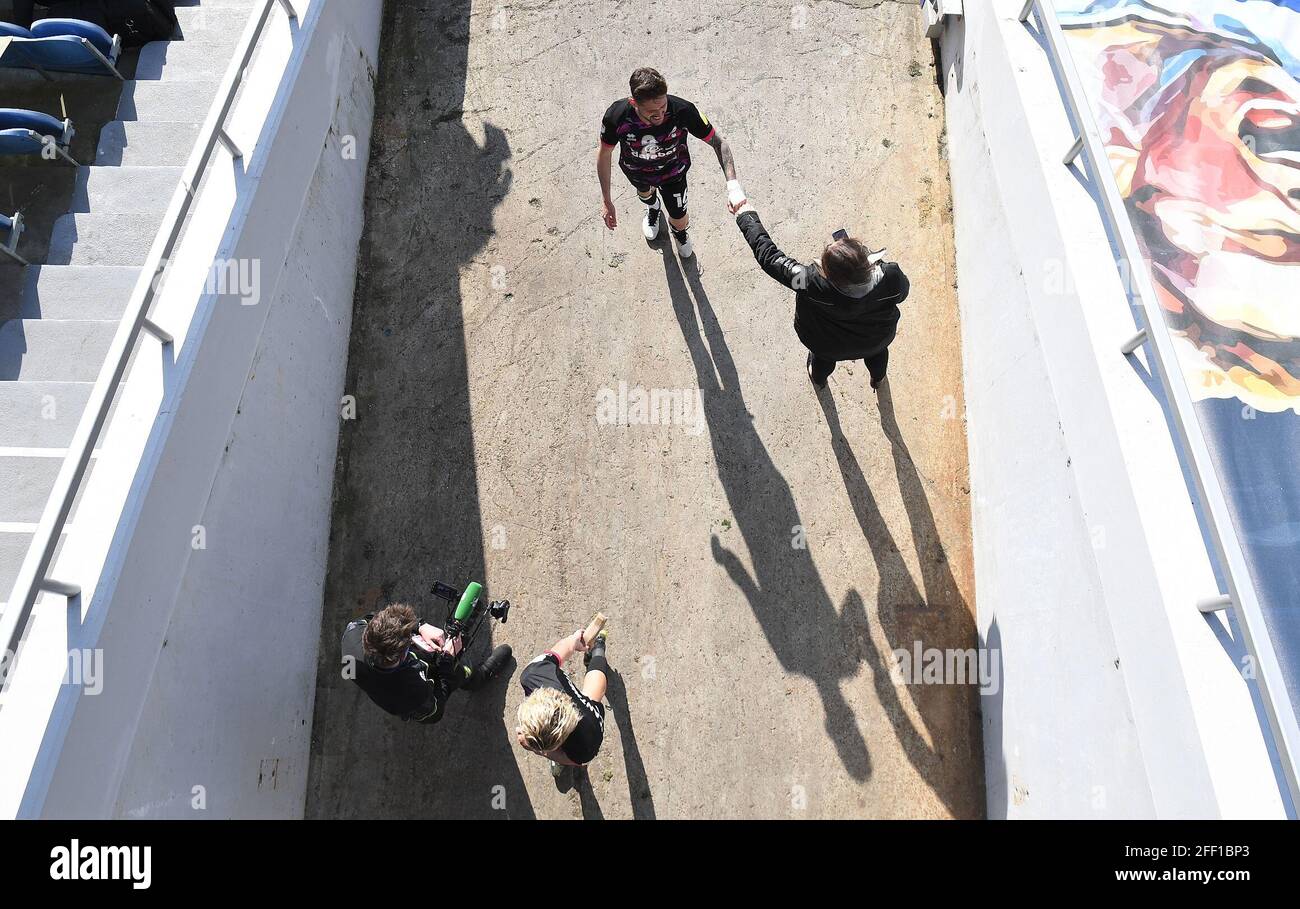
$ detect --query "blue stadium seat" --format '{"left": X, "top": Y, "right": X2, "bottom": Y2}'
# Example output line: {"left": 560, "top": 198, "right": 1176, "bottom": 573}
{"left": 0, "top": 108, "right": 77, "bottom": 164}
{"left": 0, "top": 18, "right": 123, "bottom": 79}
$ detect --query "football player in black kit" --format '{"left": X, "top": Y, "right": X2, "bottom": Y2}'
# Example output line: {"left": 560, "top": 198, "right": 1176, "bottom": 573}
{"left": 597, "top": 67, "right": 739, "bottom": 258}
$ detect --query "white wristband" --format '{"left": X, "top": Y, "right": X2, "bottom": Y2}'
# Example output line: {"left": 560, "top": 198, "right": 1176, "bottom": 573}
{"left": 726, "top": 179, "right": 747, "bottom": 209}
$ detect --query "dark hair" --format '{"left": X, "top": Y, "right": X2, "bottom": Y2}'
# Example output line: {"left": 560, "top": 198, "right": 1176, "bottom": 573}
{"left": 629, "top": 67, "right": 668, "bottom": 103}
{"left": 821, "top": 238, "right": 875, "bottom": 289}
{"left": 363, "top": 604, "right": 419, "bottom": 664}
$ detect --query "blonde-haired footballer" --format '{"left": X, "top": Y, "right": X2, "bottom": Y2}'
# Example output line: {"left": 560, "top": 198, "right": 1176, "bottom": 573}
{"left": 516, "top": 627, "right": 610, "bottom": 769}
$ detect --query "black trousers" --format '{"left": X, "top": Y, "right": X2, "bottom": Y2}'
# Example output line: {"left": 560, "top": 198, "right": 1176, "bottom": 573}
{"left": 810, "top": 347, "right": 889, "bottom": 385}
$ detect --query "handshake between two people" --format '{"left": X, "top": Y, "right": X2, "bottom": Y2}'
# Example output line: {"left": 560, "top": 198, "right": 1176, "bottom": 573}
{"left": 726, "top": 179, "right": 755, "bottom": 217}
{"left": 600, "top": 176, "right": 755, "bottom": 229}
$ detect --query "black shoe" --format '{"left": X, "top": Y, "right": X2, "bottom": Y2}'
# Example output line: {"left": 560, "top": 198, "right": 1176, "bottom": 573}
{"left": 468, "top": 644, "right": 512, "bottom": 689}
{"left": 583, "top": 629, "right": 608, "bottom": 668}
{"left": 806, "top": 352, "right": 827, "bottom": 389}
{"left": 870, "top": 373, "right": 887, "bottom": 391}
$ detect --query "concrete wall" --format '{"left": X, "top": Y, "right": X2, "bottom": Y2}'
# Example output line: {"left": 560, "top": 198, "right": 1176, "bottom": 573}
{"left": 10, "top": 0, "right": 382, "bottom": 818}
{"left": 941, "top": 1, "right": 1289, "bottom": 818}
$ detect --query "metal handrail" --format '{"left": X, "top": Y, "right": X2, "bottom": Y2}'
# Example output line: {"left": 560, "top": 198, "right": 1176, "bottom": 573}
{"left": 1, "top": 0, "right": 298, "bottom": 689}
{"left": 1019, "top": 0, "right": 1300, "bottom": 810}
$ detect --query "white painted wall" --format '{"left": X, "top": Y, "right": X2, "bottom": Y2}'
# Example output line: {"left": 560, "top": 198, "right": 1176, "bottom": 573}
{"left": 5, "top": 0, "right": 382, "bottom": 819}
{"left": 941, "top": 1, "right": 1288, "bottom": 818}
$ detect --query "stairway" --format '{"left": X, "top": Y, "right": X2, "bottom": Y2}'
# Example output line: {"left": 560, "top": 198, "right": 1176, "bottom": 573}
{"left": 0, "top": 0, "right": 258, "bottom": 608}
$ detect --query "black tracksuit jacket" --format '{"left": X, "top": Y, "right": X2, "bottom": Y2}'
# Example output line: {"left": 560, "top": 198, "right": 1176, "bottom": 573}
{"left": 736, "top": 210, "right": 908, "bottom": 361}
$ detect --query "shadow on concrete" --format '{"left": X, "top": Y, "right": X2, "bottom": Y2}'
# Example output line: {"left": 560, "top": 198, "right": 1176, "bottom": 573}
{"left": 661, "top": 249, "right": 873, "bottom": 782}
{"left": 931, "top": 11, "right": 962, "bottom": 96}
{"left": 573, "top": 767, "right": 604, "bottom": 820}
{"left": 305, "top": 0, "right": 527, "bottom": 820}
{"left": 817, "top": 386, "right": 984, "bottom": 818}
{"left": 605, "top": 669, "right": 656, "bottom": 819}
{"left": 659, "top": 243, "right": 981, "bottom": 811}
{"left": 981, "top": 615, "right": 1004, "bottom": 818}
{"left": 0, "top": 318, "right": 26, "bottom": 378}
{"left": 548, "top": 669, "right": 652, "bottom": 820}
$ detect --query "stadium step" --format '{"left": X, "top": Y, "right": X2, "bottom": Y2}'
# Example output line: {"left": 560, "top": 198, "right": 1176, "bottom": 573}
{"left": 0, "top": 381, "right": 98, "bottom": 449}
{"left": 73, "top": 166, "right": 184, "bottom": 217}
{"left": 95, "top": 120, "right": 202, "bottom": 167}
{"left": 16, "top": 267, "right": 142, "bottom": 322}
{"left": 0, "top": 0, "right": 259, "bottom": 607}
{"left": 115, "top": 79, "right": 222, "bottom": 122}
{"left": 0, "top": 454, "right": 97, "bottom": 525}
{"left": 0, "top": 528, "right": 68, "bottom": 613}
{"left": 47, "top": 213, "right": 165, "bottom": 267}
{"left": 173, "top": 4, "right": 258, "bottom": 43}
{"left": 135, "top": 37, "right": 248, "bottom": 82}
{"left": 0, "top": 319, "right": 118, "bottom": 382}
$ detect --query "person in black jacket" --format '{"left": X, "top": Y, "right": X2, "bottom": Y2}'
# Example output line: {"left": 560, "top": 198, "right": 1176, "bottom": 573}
{"left": 341, "top": 603, "right": 511, "bottom": 725}
{"left": 726, "top": 182, "right": 908, "bottom": 389}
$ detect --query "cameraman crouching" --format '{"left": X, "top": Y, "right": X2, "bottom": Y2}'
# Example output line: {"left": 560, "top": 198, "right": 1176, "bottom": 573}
{"left": 342, "top": 604, "right": 511, "bottom": 724}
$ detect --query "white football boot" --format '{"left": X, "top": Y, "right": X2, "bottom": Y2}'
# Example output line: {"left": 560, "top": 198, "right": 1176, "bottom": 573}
{"left": 642, "top": 202, "right": 662, "bottom": 240}
{"left": 674, "top": 229, "right": 694, "bottom": 258}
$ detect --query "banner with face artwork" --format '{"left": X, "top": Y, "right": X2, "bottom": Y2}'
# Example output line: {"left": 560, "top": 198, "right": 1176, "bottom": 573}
{"left": 1056, "top": 0, "right": 1300, "bottom": 710}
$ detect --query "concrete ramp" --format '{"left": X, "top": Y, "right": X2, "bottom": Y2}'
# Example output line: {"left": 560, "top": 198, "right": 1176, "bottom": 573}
{"left": 307, "top": 0, "right": 981, "bottom": 819}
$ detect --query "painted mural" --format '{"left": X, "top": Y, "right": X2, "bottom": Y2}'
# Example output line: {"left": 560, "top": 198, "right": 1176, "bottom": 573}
{"left": 1057, "top": 0, "right": 1300, "bottom": 709}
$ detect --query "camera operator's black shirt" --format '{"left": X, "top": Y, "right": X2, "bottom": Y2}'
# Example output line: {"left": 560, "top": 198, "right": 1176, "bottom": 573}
{"left": 736, "top": 211, "right": 908, "bottom": 360}
{"left": 600, "top": 94, "right": 715, "bottom": 186}
{"left": 341, "top": 616, "right": 452, "bottom": 724}
{"left": 520, "top": 653, "right": 605, "bottom": 764}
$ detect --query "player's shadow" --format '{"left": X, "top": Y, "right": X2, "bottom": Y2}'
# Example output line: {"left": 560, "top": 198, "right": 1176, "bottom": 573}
{"left": 817, "top": 387, "right": 984, "bottom": 818}
{"left": 551, "top": 670, "right": 652, "bottom": 819}
{"left": 573, "top": 768, "right": 605, "bottom": 820}
{"left": 552, "top": 668, "right": 654, "bottom": 819}
{"left": 552, "top": 761, "right": 605, "bottom": 820}
{"left": 606, "top": 669, "right": 656, "bottom": 819}
{"left": 305, "top": 0, "right": 528, "bottom": 820}
{"left": 661, "top": 250, "right": 872, "bottom": 781}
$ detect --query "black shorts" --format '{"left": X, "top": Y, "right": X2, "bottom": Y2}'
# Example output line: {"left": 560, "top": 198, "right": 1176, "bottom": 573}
{"left": 631, "top": 173, "right": 689, "bottom": 220}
